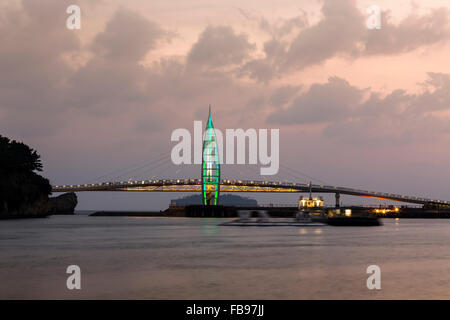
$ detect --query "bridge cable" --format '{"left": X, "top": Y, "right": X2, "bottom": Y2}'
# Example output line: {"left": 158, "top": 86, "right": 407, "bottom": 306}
{"left": 109, "top": 152, "right": 171, "bottom": 182}
{"left": 123, "top": 154, "right": 173, "bottom": 180}
{"left": 85, "top": 150, "right": 172, "bottom": 183}
{"left": 279, "top": 164, "right": 328, "bottom": 185}
{"left": 137, "top": 160, "right": 177, "bottom": 180}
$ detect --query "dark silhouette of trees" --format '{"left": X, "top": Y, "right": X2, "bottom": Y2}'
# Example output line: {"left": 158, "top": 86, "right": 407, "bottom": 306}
{"left": 0, "top": 135, "right": 51, "bottom": 214}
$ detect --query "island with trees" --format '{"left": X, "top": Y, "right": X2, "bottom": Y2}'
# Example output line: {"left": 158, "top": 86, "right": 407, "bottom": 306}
{"left": 0, "top": 135, "right": 77, "bottom": 219}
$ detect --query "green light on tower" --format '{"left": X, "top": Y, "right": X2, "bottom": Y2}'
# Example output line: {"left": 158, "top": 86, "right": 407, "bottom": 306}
{"left": 201, "top": 106, "right": 220, "bottom": 206}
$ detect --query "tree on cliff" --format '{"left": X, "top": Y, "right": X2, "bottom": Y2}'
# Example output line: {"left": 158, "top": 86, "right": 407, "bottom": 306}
{"left": 0, "top": 135, "right": 51, "bottom": 214}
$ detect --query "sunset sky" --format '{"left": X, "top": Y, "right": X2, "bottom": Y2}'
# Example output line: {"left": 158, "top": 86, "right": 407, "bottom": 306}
{"left": 1, "top": 0, "right": 450, "bottom": 210}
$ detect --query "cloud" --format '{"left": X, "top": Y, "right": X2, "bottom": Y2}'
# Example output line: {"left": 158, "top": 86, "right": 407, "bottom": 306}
{"left": 0, "top": 0, "right": 79, "bottom": 90}
{"left": 363, "top": 8, "right": 450, "bottom": 55}
{"left": 283, "top": 0, "right": 364, "bottom": 71}
{"left": 187, "top": 25, "right": 255, "bottom": 70}
{"left": 2, "top": 1, "right": 450, "bottom": 146}
{"left": 0, "top": 0, "right": 80, "bottom": 137}
{"left": 0, "top": 4, "right": 174, "bottom": 139}
{"left": 267, "top": 77, "right": 366, "bottom": 124}
{"left": 239, "top": 0, "right": 365, "bottom": 81}
{"left": 238, "top": 38, "right": 285, "bottom": 82}
{"left": 237, "top": 7, "right": 308, "bottom": 39}
{"left": 410, "top": 72, "right": 450, "bottom": 113}
{"left": 270, "top": 85, "right": 302, "bottom": 107}
{"left": 268, "top": 73, "right": 450, "bottom": 146}
{"left": 241, "top": 0, "right": 450, "bottom": 82}
{"left": 91, "top": 8, "right": 167, "bottom": 62}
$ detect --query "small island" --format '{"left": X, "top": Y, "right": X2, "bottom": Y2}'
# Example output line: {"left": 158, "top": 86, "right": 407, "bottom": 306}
{"left": 0, "top": 135, "right": 77, "bottom": 219}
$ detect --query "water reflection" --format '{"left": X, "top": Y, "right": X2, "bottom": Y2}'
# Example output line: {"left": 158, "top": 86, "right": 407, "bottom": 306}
{"left": 0, "top": 216, "right": 449, "bottom": 299}
{"left": 201, "top": 218, "right": 220, "bottom": 235}
{"left": 299, "top": 228, "right": 308, "bottom": 235}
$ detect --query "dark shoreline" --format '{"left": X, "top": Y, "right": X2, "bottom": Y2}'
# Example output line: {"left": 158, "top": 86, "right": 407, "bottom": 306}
{"left": 4, "top": 207, "right": 450, "bottom": 219}
{"left": 90, "top": 211, "right": 167, "bottom": 217}
{"left": 0, "top": 213, "right": 51, "bottom": 220}
{"left": 88, "top": 209, "right": 450, "bottom": 218}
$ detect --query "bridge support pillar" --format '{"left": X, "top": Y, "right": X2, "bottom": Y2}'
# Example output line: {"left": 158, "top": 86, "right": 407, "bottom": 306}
{"left": 335, "top": 193, "right": 340, "bottom": 208}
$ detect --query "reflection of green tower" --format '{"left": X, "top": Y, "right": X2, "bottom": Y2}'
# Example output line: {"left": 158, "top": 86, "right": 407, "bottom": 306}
{"left": 202, "top": 106, "right": 220, "bottom": 206}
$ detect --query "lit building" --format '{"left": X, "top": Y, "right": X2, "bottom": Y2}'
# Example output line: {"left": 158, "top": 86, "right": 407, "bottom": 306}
{"left": 298, "top": 196, "right": 324, "bottom": 209}
{"left": 373, "top": 207, "right": 400, "bottom": 215}
{"left": 201, "top": 106, "right": 220, "bottom": 205}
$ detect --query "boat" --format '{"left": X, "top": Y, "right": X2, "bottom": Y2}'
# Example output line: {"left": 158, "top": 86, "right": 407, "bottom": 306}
{"left": 325, "top": 208, "right": 382, "bottom": 226}
{"left": 219, "top": 220, "right": 325, "bottom": 227}
{"left": 298, "top": 186, "right": 381, "bottom": 226}
{"left": 219, "top": 210, "right": 325, "bottom": 227}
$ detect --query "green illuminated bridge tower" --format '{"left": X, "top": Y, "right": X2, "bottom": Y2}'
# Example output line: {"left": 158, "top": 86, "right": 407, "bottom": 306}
{"left": 202, "top": 106, "right": 220, "bottom": 205}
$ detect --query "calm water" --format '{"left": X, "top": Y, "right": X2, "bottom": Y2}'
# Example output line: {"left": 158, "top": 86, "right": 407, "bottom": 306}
{"left": 0, "top": 216, "right": 449, "bottom": 299}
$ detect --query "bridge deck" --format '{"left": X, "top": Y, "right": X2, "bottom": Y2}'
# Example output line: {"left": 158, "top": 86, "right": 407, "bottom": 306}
{"left": 52, "top": 179, "right": 449, "bottom": 206}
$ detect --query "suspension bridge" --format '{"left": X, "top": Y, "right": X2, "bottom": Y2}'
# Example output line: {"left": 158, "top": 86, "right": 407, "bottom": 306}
{"left": 51, "top": 108, "right": 450, "bottom": 208}
{"left": 52, "top": 178, "right": 450, "bottom": 207}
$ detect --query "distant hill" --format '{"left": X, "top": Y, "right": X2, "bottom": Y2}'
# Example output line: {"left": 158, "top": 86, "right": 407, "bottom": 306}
{"left": 171, "top": 194, "right": 258, "bottom": 206}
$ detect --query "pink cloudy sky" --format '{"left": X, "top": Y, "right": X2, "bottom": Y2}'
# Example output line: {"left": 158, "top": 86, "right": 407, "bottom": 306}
{"left": 1, "top": 0, "right": 450, "bottom": 210}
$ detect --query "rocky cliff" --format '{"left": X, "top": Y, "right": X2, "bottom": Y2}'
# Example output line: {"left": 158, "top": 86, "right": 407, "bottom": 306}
{"left": 0, "top": 192, "right": 78, "bottom": 219}
{"left": 49, "top": 192, "right": 78, "bottom": 214}
{"left": 0, "top": 195, "right": 52, "bottom": 219}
